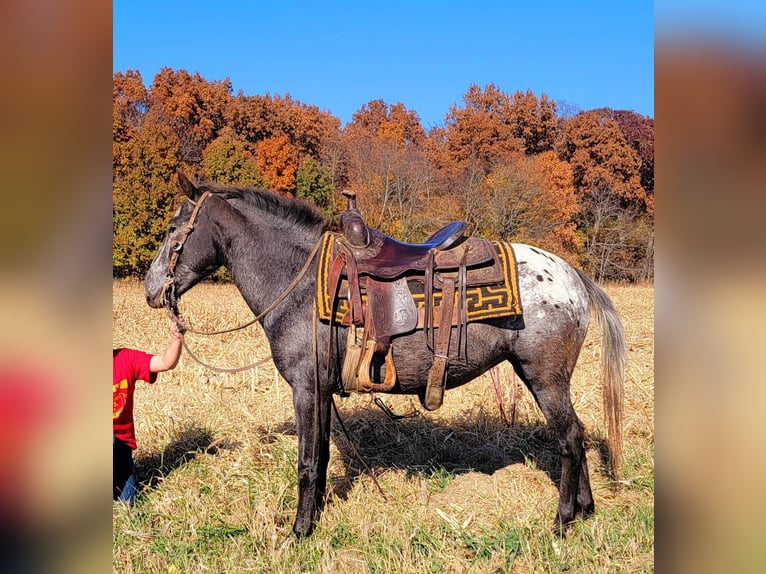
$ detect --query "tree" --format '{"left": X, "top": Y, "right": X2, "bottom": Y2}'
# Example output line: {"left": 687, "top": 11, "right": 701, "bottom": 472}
{"left": 557, "top": 110, "right": 653, "bottom": 279}
{"left": 578, "top": 185, "right": 652, "bottom": 281}
{"left": 226, "top": 92, "right": 340, "bottom": 159}
{"left": 558, "top": 110, "right": 645, "bottom": 206}
{"left": 508, "top": 90, "right": 559, "bottom": 155}
{"left": 348, "top": 99, "right": 426, "bottom": 147}
{"left": 343, "top": 100, "right": 437, "bottom": 240}
{"left": 442, "top": 84, "right": 523, "bottom": 173}
{"left": 112, "top": 117, "right": 181, "bottom": 276}
{"left": 478, "top": 152, "right": 579, "bottom": 255}
{"left": 113, "top": 70, "right": 148, "bottom": 176}
{"left": 607, "top": 109, "right": 654, "bottom": 207}
{"left": 296, "top": 156, "right": 335, "bottom": 219}
{"left": 148, "top": 68, "right": 232, "bottom": 164}
{"left": 255, "top": 134, "right": 297, "bottom": 195}
{"left": 202, "top": 128, "right": 265, "bottom": 187}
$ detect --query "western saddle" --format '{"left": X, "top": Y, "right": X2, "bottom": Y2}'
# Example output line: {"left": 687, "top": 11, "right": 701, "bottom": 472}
{"left": 327, "top": 191, "right": 503, "bottom": 410}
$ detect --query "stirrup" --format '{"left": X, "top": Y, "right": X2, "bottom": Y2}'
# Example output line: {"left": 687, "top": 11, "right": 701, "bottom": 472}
{"left": 357, "top": 340, "right": 397, "bottom": 392}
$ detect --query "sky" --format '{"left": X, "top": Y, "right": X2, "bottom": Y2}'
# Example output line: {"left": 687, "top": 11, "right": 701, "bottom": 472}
{"left": 113, "top": 1, "right": 654, "bottom": 129}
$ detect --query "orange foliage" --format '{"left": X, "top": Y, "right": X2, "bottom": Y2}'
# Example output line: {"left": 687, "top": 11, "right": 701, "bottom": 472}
{"left": 148, "top": 68, "right": 232, "bottom": 163}
{"left": 508, "top": 90, "right": 559, "bottom": 155}
{"left": 255, "top": 134, "right": 297, "bottom": 195}
{"left": 443, "top": 83, "right": 523, "bottom": 172}
{"left": 480, "top": 152, "right": 579, "bottom": 255}
{"left": 559, "top": 111, "right": 645, "bottom": 206}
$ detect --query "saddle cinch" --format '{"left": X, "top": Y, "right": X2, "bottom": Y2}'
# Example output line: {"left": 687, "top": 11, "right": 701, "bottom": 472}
{"left": 326, "top": 191, "right": 505, "bottom": 411}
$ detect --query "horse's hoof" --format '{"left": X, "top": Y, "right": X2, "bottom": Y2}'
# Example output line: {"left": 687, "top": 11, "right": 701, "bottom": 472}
{"left": 292, "top": 522, "right": 314, "bottom": 539}
{"left": 552, "top": 519, "right": 571, "bottom": 538}
{"left": 577, "top": 502, "right": 595, "bottom": 519}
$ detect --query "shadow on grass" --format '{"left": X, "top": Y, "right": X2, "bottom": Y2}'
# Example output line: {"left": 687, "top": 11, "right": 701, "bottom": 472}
{"left": 259, "top": 401, "right": 609, "bottom": 505}
{"left": 133, "top": 425, "right": 242, "bottom": 494}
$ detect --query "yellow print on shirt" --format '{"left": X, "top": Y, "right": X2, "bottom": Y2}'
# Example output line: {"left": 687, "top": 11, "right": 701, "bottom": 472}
{"left": 113, "top": 379, "right": 129, "bottom": 420}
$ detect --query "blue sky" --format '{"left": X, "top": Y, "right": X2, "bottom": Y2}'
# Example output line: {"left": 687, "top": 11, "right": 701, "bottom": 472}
{"left": 113, "top": 1, "right": 654, "bottom": 128}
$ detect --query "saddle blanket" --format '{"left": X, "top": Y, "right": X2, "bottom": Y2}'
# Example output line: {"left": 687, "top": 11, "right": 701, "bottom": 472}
{"left": 316, "top": 232, "right": 523, "bottom": 325}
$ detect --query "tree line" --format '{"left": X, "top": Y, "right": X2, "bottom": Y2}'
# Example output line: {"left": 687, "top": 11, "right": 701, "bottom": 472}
{"left": 113, "top": 68, "right": 653, "bottom": 281}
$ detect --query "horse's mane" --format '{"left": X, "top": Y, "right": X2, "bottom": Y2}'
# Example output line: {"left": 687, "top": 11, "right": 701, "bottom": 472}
{"left": 192, "top": 182, "right": 329, "bottom": 230}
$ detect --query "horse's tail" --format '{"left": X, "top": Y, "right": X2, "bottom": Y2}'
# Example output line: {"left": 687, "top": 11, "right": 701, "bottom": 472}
{"left": 575, "top": 269, "right": 627, "bottom": 476}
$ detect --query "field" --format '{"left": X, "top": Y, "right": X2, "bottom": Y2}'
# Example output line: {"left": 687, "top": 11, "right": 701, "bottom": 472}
{"left": 113, "top": 280, "right": 654, "bottom": 573}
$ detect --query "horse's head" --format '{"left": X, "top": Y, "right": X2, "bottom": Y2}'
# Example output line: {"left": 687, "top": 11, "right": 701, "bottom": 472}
{"left": 144, "top": 172, "right": 224, "bottom": 309}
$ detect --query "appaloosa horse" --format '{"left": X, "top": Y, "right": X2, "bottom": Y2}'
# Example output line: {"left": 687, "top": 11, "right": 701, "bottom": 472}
{"left": 145, "top": 173, "right": 626, "bottom": 537}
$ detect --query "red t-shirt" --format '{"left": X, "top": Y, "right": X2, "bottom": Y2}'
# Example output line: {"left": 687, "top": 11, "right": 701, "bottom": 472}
{"left": 113, "top": 348, "right": 156, "bottom": 449}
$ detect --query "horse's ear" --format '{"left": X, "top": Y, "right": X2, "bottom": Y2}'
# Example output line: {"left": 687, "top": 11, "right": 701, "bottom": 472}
{"left": 177, "top": 171, "right": 200, "bottom": 200}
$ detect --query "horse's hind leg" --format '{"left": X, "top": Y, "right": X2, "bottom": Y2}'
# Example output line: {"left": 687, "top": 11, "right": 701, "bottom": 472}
{"left": 512, "top": 360, "right": 592, "bottom": 535}
{"left": 576, "top": 419, "right": 595, "bottom": 518}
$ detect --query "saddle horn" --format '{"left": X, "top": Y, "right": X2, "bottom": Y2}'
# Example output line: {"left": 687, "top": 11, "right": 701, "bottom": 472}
{"left": 340, "top": 190, "right": 369, "bottom": 247}
{"left": 342, "top": 189, "right": 358, "bottom": 210}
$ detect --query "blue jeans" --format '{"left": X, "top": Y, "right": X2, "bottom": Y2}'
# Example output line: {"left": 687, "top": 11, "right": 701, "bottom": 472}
{"left": 113, "top": 432, "right": 137, "bottom": 504}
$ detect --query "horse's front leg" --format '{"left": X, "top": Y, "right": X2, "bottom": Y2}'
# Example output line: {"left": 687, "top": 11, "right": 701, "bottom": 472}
{"left": 291, "top": 384, "right": 332, "bottom": 538}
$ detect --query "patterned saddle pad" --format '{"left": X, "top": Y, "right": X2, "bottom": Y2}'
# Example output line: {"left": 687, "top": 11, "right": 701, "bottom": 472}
{"left": 316, "top": 233, "right": 523, "bottom": 325}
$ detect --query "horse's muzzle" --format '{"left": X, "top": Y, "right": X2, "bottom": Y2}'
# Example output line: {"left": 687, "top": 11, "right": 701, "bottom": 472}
{"left": 145, "top": 292, "right": 164, "bottom": 308}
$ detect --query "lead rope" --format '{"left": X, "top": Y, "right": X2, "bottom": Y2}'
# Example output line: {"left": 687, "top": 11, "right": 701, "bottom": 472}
{"left": 172, "top": 331, "right": 275, "bottom": 374}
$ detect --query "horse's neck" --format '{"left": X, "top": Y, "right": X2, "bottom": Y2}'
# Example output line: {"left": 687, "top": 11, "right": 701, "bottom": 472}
{"left": 223, "top": 218, "right": 321, "bottom": 315}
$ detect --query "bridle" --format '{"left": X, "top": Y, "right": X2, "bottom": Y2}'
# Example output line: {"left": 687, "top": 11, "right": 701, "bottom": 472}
{"left": 161, "top": 190, "right": 212, "bottom": 312}
{"left": 160, "top": 190, "right": 324, "bottom": 372}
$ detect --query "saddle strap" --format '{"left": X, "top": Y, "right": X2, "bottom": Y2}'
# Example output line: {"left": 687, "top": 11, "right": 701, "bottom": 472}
{"left": 424, "top": 249, "right": 436, "bottom": 349}
{"left": 329, "top": 244, "right": 364, "bottom": 326}
{"left": 423, "top": 277, "right": 456, "bottom": 411}
{"left": 457, "top": 246, "right": 468, "bottom": 358}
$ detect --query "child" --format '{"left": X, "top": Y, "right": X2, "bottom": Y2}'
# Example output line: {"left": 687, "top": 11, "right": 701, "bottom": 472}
{"left": 113, "top": 318, "right": 184, "bottom": 504}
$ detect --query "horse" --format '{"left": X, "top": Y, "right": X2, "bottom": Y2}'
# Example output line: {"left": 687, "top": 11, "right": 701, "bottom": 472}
{"left": 144, "top": 173, "right": 626, "bottom": 538}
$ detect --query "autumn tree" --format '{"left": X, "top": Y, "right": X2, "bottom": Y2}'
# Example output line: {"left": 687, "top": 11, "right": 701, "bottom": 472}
{"left": 343, "top": 100, "right": 439, "bottom": 240}
{"left": 113, "top": 114, "right": 181, "bottom": 276}
{"left": 578, "top": 184, "right": 653, "bottom": 281}
{"left": 255, "top": 134, "right": 298, "bottom": 195}
{"left": 606, "top": 109, "right": 654, "bottom": 206}
{"left": 226, "top": 93, "right": 340, "bottom": 158}
{"left": 508, "top": 90, "right": 559, "bottom": 155}
{"left": 442, "top": 83, "right": 523, "bottom": 174}
{"left": 148, "top": 68, "right": 233, "bottom": 164}
{"left": 432, "top": 84, "right": 527, "bottom": 228}
{"left": 558, "top": 110, "right": 651, "bottom": 279}
{"left": 113, "top": 70, "right": 148, "bottom": 176}
{"left": 202, "top": 127, "right": 265, "bottom": 186}
{"left": 477, "top": 151, "right": 579, "bottom": 254}
{"left": 320, "top": 128, "right": 349, "bottom": 195}
{"left": 348, "top": 99, "right": 426, "bottom": 147}
{"left": 558, "top": 110, "right": 645, "bottom": 205}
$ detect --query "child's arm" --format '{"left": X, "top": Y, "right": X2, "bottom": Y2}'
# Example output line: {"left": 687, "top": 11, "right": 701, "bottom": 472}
{"left": 150, "top": 319, "right": 184, "bottom": 373}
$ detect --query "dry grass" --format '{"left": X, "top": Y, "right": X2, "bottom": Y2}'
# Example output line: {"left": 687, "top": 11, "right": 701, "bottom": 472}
{"left": 113, "top": 279, "right": 654, "bottom": 573}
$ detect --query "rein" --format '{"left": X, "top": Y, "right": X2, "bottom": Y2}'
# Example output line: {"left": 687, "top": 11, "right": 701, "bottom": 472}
{"left": 162, "top": 190, "right": 326, "bottom": 373}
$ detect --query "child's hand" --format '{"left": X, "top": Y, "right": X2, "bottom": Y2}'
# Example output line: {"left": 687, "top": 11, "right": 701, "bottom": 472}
{"left": 170, "top": 317, "right": 186, "bottom": 338}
